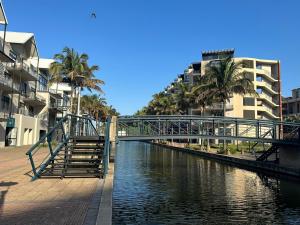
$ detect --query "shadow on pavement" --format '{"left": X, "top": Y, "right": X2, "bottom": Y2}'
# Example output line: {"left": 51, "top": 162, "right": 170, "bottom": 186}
{"left": 0, "top": 181, "right": 18, "bottom": 216}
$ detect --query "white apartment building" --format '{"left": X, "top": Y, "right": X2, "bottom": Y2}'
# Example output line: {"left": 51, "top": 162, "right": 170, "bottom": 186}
{"left": 283, "top": 88, "right": 300, "bottom": 118}
{"left": 185, "top": 49, "right": 282, "bottom": 120}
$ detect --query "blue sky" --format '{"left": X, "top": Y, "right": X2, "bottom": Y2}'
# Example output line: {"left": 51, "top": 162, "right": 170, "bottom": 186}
{"left": 4, "top": 0, "right": 300, "bottom": 115}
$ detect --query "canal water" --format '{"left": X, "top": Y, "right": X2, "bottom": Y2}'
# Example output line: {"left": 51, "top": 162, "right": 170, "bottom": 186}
{"left": 112, "top": 141, "right": 300, "bottom": 225}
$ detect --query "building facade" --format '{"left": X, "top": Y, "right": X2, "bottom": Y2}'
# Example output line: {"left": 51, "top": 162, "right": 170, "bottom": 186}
{"left": 282, "top": 88, "right": 300, "bottom": 118}
{"left": 183, "top": 49, "right": 282, "bottom": 120}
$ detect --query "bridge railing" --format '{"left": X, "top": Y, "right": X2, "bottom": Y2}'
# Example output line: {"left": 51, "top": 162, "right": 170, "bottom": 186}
{"left": 117, "top": 116, "right": 300, "bottom": 144}
{"left": 26, "top": 114, "right": 100, "bottom": 180}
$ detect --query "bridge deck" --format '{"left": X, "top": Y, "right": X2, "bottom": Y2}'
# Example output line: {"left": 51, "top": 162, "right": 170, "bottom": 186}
{"left": 116, "top": 116, "right": 300, "bottom": 146}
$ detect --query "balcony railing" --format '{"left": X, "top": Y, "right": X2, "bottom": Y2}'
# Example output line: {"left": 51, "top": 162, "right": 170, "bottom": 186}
{"left": 0, "top": 71, "right": 20, "bottom": 92}
{"left": 0, "top": 37, "right": 17, "bottom": 62}
{"left": 23, "top": 91, "right": 46, "bottom": 104}
{"left": 206, "top": 103, "right": 234, "bottom": 111}
{"left": 6, "top": 60, "right": 38, "bottom": 80}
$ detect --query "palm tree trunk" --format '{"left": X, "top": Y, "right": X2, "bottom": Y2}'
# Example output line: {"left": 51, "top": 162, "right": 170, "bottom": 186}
{"left": 223, "top": 99, "right": 226, "bottom": 117}
{"left": 70, "top": 86, "right": 74, "bottom": 114}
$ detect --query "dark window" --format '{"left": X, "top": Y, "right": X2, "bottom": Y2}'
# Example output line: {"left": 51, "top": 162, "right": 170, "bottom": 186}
{"left": 28, "top": 106, "right": 34, "bottom": 117}
{"left": 243, "top": 97, "right": 255, "bottom": 106}
{"left": 289, "top": 104, "right": 294, "bottom": 114}
{"left": 21, "top": 82, "right": 27, "bottom": 95}
{"left": 242, "top": 60, "right": 254, "bottom": 68}
{"left": 243, "top": 110, "right": 255, "bottom": 119}
{"left": 245, "top": 72, "right": 254, "bottom": 81}
{"left": 1, "top": 96, "right": 10, "bottom": 110}
{"left": 39, "top": 74, "right": 48, "bottom": 91}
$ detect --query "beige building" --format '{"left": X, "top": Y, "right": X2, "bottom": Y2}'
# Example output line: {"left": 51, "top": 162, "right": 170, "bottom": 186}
{"left": 282, "top": 88, "right": 300, "bottom": 117}
{"left": 185, "top": 49, "right": 282, "bottom": 120}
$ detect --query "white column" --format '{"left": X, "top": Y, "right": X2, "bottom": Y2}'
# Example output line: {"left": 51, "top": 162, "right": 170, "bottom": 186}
{"left": 77, "top": 87, "right": 81, "bottom": 116}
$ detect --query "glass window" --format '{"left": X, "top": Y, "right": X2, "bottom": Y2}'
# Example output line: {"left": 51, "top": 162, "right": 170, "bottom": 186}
{"left": 1, "top": 96, "right": 10, "bottom": 110}
{"left": 39, "top": 74, "right": 48, "bottom": 91}
{"left": 243, "top": 110, "right": 255, "bottom": 119}
{"left": 243, "top": 97, "right": 255, "bottom": 106}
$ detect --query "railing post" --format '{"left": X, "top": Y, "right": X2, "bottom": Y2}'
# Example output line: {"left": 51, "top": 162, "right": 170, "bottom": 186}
{"left": 212, "top": 119, "right": 215, "bottom": 136}
{"left": 235, "top": 120, "right": 238, "bottom": 137}
{"left": 256, "top": 121, "right": 260, "bottom": 138}
{"left": 47, "top": 132, "right": 53, "bottom": 156}
{"left": 28, "top": 152, "right": 38, "bottom": 178}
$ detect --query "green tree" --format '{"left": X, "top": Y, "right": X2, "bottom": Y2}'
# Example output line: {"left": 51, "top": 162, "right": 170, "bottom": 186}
{"left": 200, "top": 57, "right": 257, "bottom": 116}
{"left": 49, "top": 47, "right": 104, "bottom": 113}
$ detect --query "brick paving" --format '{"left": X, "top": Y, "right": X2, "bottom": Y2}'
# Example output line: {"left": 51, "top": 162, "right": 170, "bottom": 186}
{"left": 0, "top": 146, "right": 103, "bottom": 225}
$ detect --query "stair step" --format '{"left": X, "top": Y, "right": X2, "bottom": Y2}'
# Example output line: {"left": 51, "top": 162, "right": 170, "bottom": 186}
{"left": 41, "top": 173, "right": 102, "bottom": 178}
{"left": 72, "top": 136, "right": 105, "bottom": 143}
{"left": 71, "top": 145, "right": 104, "bottom": 149}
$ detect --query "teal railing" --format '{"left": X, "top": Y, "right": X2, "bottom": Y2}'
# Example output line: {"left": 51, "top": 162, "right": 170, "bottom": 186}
{"left": 26, "top": 114, "right": 111, "bottom": 180}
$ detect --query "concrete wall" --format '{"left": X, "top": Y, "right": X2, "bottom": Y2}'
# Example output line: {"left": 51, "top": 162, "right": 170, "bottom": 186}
{"left": 14, "top": 114, "right": 47, "bottom": 146}
{"left": 279, "top": 145, "right": 300, "bottom": 170}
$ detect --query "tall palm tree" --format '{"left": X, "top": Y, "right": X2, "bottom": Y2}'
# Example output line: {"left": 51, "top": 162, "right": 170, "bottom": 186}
{"left": 49, "top": 47, "right": 104, "bottom": 114}
{"left": 200, "top": 57, "right": 257, "bottom": 116}
{"left": 173, "top": 81, "right": 193, "bottom": 115}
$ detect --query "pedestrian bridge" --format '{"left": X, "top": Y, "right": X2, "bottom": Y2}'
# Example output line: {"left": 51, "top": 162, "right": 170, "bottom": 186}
{"left": 116, "top": 115, "right": 300, "bottom": 145}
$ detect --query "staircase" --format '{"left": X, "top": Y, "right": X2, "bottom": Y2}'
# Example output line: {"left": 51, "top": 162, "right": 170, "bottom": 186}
{"left": 26, "top": 114, "right": 111, "bottom": 180}
{"left": 41, "top": 136, "right": 105, "bottom": 178}
{"left": 256, "top": 144, "right": 279, "bottom": 162}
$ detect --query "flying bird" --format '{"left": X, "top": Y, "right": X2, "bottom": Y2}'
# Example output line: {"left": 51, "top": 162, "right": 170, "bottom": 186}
{"left": 91, "top": 12, "right": 97, "bottom": 19}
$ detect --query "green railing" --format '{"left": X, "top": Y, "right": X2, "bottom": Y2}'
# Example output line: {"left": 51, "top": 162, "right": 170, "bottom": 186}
{"left": 26, "top": 114, "right": 110, "bottom": 180}
{"left": 117, "top": 115, "right": 300, "bottom": 145}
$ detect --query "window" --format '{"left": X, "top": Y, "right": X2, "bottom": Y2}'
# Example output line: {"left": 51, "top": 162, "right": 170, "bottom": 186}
{"left": 289, "top": 104, "right": 294, "bottom": 114}
{"left": 20, "top": 82, "right": 27, "bottom": 95}
{"left": 245, "top": 72, "right": 254, "bottom": 81}
{"left": 243, "top": 60, "right": 254, "bottom": 68}
{"left": 28, "top": 106, "right": 34, "bottom": 117}
{"left": 39, "top": 74, "right": 48, "bottom": 91}
{"left": 298, "top": 103, "right": 300, "bottom": 113}
{"left": 243, "top": 110, "right": 255, "bottom": 119}
{"left": 243, "top": 97, "right": 255, "bottom": 106}
{"left": 1, "top": 96, "right": 10, "bottom": 110}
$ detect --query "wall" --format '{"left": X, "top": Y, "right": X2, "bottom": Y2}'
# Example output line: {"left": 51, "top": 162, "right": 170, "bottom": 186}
{"left": 279, "top": 145, "right": 300, "bottom": 170}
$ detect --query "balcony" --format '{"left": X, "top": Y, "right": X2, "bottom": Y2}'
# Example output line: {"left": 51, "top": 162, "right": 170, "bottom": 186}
{"left": 257, "top": 106, "right": 279, "bottom": 119}
{"left": 206, "top": 103, "right": 234, "bottom": 111}
{"left": 258, "top": 93, "right": 279, "bottom": 107}
{"left": 255, "top": 67, "right": 278, "bottom": 81}
{"left": 48, "top": 88, "right": 63, "bottom": 99}
{"left": 0, "top": 70, "right": 20, "bottom": 94}
{"left": 0, "top": 37, "right": 17, "bottom": 62}
{"left": 256, "top": 81, "right": 279, "bottom": 95}
{"left": 23, "top": 91, "right": 46, "bottom": 106}
{"left": 6, "top": 60, "right": 38, "bottom": 81}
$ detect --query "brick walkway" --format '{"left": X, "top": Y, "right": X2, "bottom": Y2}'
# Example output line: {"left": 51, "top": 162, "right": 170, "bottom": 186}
{"left": 0, "top": 146, "right": 103, "bottom": 225}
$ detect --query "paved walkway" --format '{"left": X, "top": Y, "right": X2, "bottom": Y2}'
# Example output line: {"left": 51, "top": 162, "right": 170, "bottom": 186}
{"left": 0, "top": 146, "right": 103, "bottom": 225}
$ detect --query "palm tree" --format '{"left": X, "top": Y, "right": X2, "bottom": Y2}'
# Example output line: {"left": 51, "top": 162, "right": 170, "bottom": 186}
{"left": 200, "top": 57, "right": 257, "bottom": 116}
{"left": 49, "top": 47, "right": 104, "bottom": 114}
{"left": 172, "top": 81, "right": 190, "bottom": 114}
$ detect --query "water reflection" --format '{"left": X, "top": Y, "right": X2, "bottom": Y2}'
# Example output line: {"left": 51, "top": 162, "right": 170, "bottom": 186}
{"left": 113, "top": 142, "right": 300, "bottom": 224}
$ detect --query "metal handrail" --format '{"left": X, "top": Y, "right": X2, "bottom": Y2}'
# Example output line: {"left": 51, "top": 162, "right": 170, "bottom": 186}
{"left": 26, "top": 114, "right": 102, "bottom": 180}
{"left": 117, "top": 116, "right": 300, "bottom": 145}
{"left": 118, "top": 115, "right": 300, "bottom": 126}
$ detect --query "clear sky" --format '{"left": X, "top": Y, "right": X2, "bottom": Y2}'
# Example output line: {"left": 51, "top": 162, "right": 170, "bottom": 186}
{"left": 4, "top": 0, "right": 300, "bottom": 115}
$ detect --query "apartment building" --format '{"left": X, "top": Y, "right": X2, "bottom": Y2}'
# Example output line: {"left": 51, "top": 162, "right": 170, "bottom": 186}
{"left": 184, "top": 49, "right": 282, "bottom": 120}
{"left": 282, "top": 88, "right": 300, "bottom": 118}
